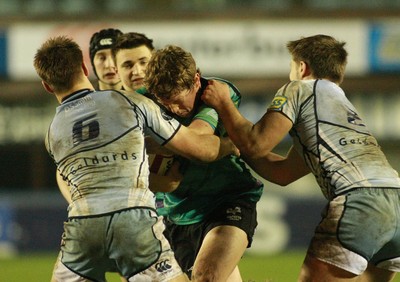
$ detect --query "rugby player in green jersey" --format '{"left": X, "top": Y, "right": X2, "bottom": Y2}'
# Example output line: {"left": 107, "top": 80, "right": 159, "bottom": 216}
{"left": 144, "top": 45, "right": 264, "bottom": 282}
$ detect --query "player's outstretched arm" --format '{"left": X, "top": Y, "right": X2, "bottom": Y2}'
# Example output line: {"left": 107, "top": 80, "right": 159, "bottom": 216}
{"left": 201, "top": 80, "right": 258, "bottom": 157}
{"left": 244, "top": 146, "right": 310, "bottom": 186}
{"left": 202, "top": 80, "right": 290, "bottom": 159}
{"left": 164, "top": 126, "right": 237, "bottom": 163}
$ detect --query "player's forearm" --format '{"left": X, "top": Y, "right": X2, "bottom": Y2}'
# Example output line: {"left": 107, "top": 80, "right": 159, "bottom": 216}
{"left": 244, "top": 150, "right": 310, "bottom": 186}
{"left": 187, "top": 134, "right": 239, "bottom": 162}
{"left": 193, "top": 134, "right": 221, "bottom": 162}
{"left": 165, "top": 129, "right": 220, "bottom": 162}
{"left": 216, "top": 101, "right": 260, "bottom": 157}
{"left": 243, "top": 154, "right": 294, "bottom": 186}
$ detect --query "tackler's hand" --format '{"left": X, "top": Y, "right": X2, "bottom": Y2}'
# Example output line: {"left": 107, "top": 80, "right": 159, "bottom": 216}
{"left": 201, "top": 80, "right": 232, "bottom": 111}
{"left": 218, "top": 136, "right": 240, "bottom": 160}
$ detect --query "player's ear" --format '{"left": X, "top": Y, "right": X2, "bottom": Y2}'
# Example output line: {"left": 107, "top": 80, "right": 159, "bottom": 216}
{"left": 299, "top": 61, "right": 311, "bottom": 78}
{"left": 42, "top": 80, "right": 54, "bottom": 94}
{"left": 194, "top": 72, "right": 201, "bottom": 87}
{"left": 82, "top": 62, "right": 89, "bottom": 77}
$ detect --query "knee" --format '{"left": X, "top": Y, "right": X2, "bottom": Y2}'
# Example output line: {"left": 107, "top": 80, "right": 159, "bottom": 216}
{"left": 191, "top": 269, "right": 217, "bottom": 282}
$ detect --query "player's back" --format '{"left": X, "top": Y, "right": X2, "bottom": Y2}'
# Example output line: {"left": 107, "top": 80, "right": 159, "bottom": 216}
{"left": 282, "top": 79, "right": 400, "bottom": 199}
{"left": 46, "top": 89, "right": 154, "bottom": 217}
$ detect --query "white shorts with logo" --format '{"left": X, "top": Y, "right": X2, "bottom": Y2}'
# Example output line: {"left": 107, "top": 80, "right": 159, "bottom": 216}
{"left": 51, "top": 208, "right": 183, "bottom": 282}
{"left": 308, "top": 188, "right": 400, "bottom": 275}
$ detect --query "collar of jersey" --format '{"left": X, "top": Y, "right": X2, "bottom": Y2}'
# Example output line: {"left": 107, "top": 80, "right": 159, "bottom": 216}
{"left": 61, "top": 88, "right": 95, "bottom": 104}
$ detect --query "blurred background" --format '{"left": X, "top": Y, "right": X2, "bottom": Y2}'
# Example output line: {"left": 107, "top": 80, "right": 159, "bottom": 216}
{"left": 0, "top": 0, "right": 399, "bottom": 258}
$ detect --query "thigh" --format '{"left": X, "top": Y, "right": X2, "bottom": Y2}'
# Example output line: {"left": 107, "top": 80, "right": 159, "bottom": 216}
{"left": 299, "top": 253, "right": 359, "bottom": 282}
{"left": 192, "top": 200, "right": 257, "bottom": 281}
{"left": 359, "top": 263, "right": 397, "bottom": 282}
{"left": 193, "top": 225, "right": 247, "bottom": 282}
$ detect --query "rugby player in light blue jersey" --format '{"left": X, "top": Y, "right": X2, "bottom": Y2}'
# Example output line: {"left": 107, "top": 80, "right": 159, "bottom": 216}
{"left": 34, "top": 36, "right": 237, "bottom": 282}
{"left": 202, "top": 34, "right": 400, "bottom": 282}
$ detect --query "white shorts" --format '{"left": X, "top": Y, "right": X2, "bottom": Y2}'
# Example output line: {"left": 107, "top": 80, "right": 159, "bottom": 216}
{"left": 308, "top": 188, "right": 400, "bottom": 275}
{"left": 51, "top": 208, "right": 184, "bottom": 282}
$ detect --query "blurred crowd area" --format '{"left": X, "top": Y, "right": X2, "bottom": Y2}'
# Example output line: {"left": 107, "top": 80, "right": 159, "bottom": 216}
{"left": 0, "top": 1, "right": 400, "bottom": 191}
{"left": 1, "top": 0, "right": 400, "bottom": 18}
{"left": 1, "top": 1, "right": 399, "bottom": 256}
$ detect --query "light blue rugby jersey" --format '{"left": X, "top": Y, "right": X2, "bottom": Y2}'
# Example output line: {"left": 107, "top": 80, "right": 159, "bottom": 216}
{"left": 268, "top": 79, "right": 400, "bottom": 199}
{"left": 45, "top": 89, "right": 181, "bottom": 218}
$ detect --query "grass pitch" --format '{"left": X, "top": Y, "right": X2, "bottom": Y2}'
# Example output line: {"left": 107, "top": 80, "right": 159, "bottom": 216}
{"left": 1, "top": 250, "right": 400, "bottom": 281}
{"left": 1, "top": 250, "right": 302, "bottom": 282}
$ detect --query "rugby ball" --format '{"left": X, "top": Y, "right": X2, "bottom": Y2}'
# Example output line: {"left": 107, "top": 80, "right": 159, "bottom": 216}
{"left": 148, "top": 154, "right": 174, "bottom": 175}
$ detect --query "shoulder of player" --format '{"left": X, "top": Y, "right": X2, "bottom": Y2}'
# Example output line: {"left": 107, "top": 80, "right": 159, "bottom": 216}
{"left": 114, "top": 89, "right": 152, "bottom": 104}
{"left": 278, "top": 80, "right": 316, "bottom": 97}
{"left": 100, "top": 89, "right": 161, "bottom": 114}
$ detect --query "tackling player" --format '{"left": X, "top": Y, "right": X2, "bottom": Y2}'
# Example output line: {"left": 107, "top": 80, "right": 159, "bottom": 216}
{"left": 202, "top": 34, "right": 400, "bottom": 282}
{"left": 34, "top": 36, "right": 237, "bottom": 282}
{"left": 57, "top": 28, "right": 124, "bottom": 203}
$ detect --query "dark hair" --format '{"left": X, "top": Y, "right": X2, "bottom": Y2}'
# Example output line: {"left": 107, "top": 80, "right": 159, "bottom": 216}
{"left": 111, "top": 32, "right": 154, "bottom": 60}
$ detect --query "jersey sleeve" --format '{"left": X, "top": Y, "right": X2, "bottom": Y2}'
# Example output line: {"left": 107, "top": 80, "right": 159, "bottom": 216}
{"left": 194, "top": 83, "right": 241, "bottom": 131}
{"left": 130, "top": 92, "right": 182, "bottom": 145}
{"left": 267, "top": 81, "right": 309, "bottom": 125}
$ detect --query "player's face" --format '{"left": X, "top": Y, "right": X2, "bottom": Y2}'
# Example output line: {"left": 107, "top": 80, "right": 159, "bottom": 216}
{"left": 115, "top": 45, "right": 152, "bottom": 91}
{"left": 289, "top": 59, "right": 302, "bottom": 81}
{"left": 157, "top": 74, "right": 201, "bottom": 118}
{"left": 93, "top": 49, "right": 121, "bottom": 88}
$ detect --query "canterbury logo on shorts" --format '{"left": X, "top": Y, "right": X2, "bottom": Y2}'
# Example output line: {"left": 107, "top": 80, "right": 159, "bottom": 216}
{"left": 155, "top": 259, "right": 172, "bottom": 272}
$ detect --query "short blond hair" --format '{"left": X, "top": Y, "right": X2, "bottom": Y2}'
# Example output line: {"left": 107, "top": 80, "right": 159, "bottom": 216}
{"left": 145, "top": 45, "right": 199, "bottom": 100}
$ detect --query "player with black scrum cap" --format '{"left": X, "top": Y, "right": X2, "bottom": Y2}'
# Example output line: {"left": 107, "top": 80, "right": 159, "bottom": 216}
{"left": 89, "top": 28, "right": 123, "bottom": 90}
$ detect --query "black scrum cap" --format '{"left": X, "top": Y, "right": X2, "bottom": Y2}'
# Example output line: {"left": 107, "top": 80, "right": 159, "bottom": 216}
{"left": 89, "top": 28, "right": 122, "bottom": 76}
